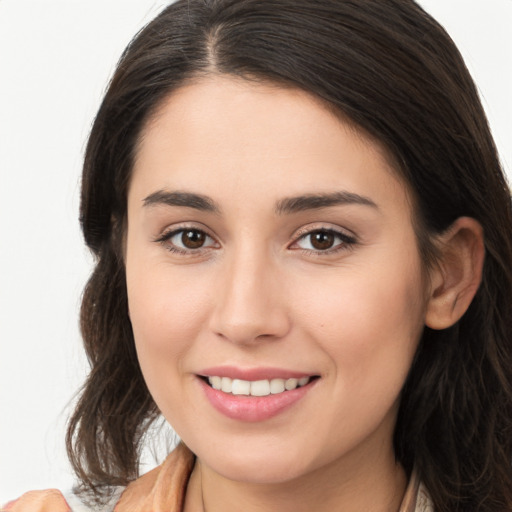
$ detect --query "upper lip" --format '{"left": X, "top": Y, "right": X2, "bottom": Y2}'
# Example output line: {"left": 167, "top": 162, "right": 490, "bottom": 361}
{"left": 198, "top": 366, "right": 317, "bottom": 381}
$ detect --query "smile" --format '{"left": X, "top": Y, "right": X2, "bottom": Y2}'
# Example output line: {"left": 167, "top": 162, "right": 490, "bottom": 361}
{"left": 207, "top": 376, "right": 312, "bottom": 396}
{"left": 199, "top": 372, "right": 319, "bottom": 422}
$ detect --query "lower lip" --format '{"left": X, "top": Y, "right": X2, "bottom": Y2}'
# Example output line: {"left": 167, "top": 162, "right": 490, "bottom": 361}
{"left": 199, "top": 378, "right": 317, "bottom": 422}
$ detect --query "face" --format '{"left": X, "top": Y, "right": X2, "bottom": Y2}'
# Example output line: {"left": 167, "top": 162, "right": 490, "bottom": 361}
{"left": 126, "top": 76, "right": 429, "bottom": 485}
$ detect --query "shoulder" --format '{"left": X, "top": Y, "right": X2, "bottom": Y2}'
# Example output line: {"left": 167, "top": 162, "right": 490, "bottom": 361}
{"left": 2, "top": 444, "right": 195, "bottom": 512}
{"left": 1, "top": 488, "right": 123, "bottom": 512}
{"left": 113, "top": 442, "right": 195, "bottom": 511}
{"left": 1, "top": 489, "right": 72, "bottom": 512}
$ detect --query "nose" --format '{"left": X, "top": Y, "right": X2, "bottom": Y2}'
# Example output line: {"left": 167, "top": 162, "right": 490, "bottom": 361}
{"left": 208, "top": 248, "right": 291, "bottom": 345}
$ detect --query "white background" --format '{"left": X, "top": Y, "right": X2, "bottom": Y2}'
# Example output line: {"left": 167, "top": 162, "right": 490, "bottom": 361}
{"left": 0, "top": 0, "right": 510, "bottom": 504}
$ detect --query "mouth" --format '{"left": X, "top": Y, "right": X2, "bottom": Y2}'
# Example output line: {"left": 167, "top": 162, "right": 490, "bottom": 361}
{"left": 200, "top": 375, "right": 319, "bottom": 397}
{"left": 197, "top": 366, "right": 321, "bottom": 421}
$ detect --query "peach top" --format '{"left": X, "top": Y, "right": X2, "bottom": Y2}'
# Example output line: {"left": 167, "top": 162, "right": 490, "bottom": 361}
{"left": 2, "top": 443, "right": 433, "bottom": 512}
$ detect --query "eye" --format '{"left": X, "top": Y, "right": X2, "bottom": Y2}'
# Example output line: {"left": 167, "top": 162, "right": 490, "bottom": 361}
{"left": 293, "top": 228, "right": 356, "bottom": 253}
{"left": 156, "top": 227, "right": 217, "bottom": 253}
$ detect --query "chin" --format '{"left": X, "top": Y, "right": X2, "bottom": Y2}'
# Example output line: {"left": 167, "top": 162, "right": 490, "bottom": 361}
{"left": 209, "top": 454, "right": 309, "bottom": 485}
{"left": 185, "top": 431, "right": 324, "bottom": 485}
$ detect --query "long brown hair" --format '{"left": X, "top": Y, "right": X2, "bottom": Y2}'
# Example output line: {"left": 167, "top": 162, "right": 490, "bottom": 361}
{"left": 67, "top": 1, "right": 512, "bottom": 509}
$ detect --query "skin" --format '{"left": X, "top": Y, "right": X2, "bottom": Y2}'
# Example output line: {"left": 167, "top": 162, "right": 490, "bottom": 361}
{"left": 125, "top": 75, "right": 441, "bottom": 511}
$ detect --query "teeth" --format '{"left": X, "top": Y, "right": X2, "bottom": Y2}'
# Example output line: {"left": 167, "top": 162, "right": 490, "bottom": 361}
{"left": 207, "top": 376, "right": 312, "bottom": 396}
{"left": 210, "top": 376, "right": 222, "bottom": 390}
{"left": 221, "top": 376, "right": 232, "bottom": 393}
{"left": 250, "top": 379, "right": 270, "bottom": 396}
{"left": 285, "top": 378, "right": 298, "bottom": 391}
{"left": 231, "top": 379, "right": 250, "bottom": 395}
{"left": 270, "top": 378, "right": 285, "bottom": 394}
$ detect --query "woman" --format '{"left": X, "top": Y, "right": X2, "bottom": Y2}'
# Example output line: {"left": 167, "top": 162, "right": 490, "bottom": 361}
{"left": 4, "top": 0, "right": 512, "bottom": 510}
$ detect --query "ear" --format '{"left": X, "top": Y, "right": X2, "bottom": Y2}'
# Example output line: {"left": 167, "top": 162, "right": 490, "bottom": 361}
{"left": 425, "top": 217, "right": 485, "bottom": 330}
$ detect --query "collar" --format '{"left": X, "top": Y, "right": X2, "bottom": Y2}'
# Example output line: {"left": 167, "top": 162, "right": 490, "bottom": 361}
{"left": 115, "top": 444, "right": 434, "bottom": 512}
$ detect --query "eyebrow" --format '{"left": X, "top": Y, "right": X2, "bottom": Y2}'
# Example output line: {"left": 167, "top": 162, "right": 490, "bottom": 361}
{"left": 142, "top": 189, "right": 378, "bottom": 215}
{"left": 275, "top": 191, "right": 378, "bottom": 215}
{"left": 143, "top": 190, "right": 221, "bottom": 213}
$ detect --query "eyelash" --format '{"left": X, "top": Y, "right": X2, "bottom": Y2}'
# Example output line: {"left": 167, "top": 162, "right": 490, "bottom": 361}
{"left": 154, "top": 225, "right": 357, "bottom": 256}
{"left": 154, "top": 226, "right": 217, "bottom": 256}
{"left": 291, "top": 228, "right": 357, "bottom": 256}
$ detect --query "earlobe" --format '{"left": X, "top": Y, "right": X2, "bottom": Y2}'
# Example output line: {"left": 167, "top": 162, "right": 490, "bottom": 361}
{"left": 425, "top": 217, "right": 485, "bottom": 330}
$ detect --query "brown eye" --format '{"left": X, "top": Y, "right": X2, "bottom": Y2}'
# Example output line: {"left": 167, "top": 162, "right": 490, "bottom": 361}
{"left": 310, "top": 231, "right": 335, "bottom": 250}
{"left": 293, "top": 228, "right": 356, "bottom": 253}
{"left": 159, "top": 228, "right": 217, "bottom": 253}
{"left": 181, "top": 230, "right": 206, "bottom": 249}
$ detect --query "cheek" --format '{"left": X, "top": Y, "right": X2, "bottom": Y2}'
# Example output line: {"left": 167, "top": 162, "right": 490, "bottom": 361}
{"left": 289, "top": 262, "right": 426, "bottom": 450}
{"left": 294, "top": 256, "right": 426, "bottom": 386}
{"left": 125, "top": 258, "right": 213, "bottom": 386}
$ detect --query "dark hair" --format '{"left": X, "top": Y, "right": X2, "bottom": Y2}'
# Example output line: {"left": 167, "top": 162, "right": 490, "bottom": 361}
{"left": 67, "top": 1, "right": 512, "bottom": 510}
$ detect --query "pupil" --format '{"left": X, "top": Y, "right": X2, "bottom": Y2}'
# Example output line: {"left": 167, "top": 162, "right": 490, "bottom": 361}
{"left": 311, "top": 231, "right": 334, "bottom": 250}
{"left": 182, "top": 230, "right": 205, "bottom": 249}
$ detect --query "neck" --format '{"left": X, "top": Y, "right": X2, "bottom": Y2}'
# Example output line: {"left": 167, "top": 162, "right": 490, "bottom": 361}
{"left": 184, "top": 442, "right": 407, "bottom": 512}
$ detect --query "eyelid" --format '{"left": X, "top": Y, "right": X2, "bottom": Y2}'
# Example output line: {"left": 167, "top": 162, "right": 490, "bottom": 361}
{"left": 154, "top": 222, "right": 213, "bottom": 240}
{"left": 154, "top": 223, "right": 220, "bottom": 253}
{"left": 289, "top": 224, "right": 358, "bottom": 253}
{"left": 153, "top": 222, "right": 356, "bottom": 255}
{"left": 291, "top": 223, "right": 357, "bottom": 242}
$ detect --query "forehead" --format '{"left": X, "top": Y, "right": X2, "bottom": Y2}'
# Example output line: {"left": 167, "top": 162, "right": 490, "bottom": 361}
{"left": 137, "top": 75, "right": 388, "bottom": 162}
{"left": 130, "top": 75, "right": 410, "bottom": 217}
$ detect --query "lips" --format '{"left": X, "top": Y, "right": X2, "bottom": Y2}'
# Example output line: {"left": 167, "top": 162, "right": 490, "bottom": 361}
{"left": 197, "top": 367, "right": 319, "bottom": 422}
{"left": 198, "top": 365, "right": 314, "bottom": 381}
